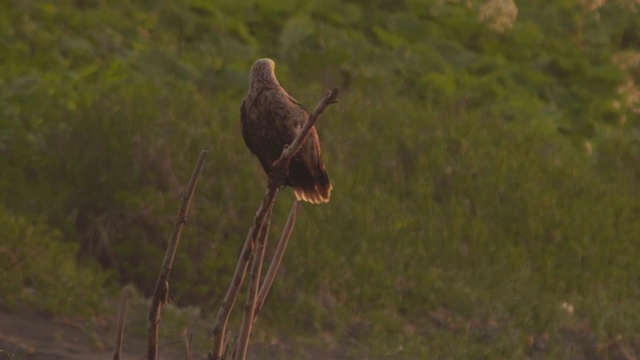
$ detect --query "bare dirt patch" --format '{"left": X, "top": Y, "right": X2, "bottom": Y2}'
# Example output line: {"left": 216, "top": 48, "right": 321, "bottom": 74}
{"left": 0, "top": 308, "right": 344, "bottom": 360}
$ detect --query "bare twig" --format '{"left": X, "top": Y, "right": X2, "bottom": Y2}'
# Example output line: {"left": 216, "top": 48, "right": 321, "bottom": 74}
{"left": 272, "top": 87, "right": 339, "bottom": 175}
{"left": 184, "top": 333, "right": 193, "bottom": 360}
{"left": 255, "top": 200, "right": 298, "bottom": 318}
{"left": 209, "top": 192, "right": 276, "bottom": 360}
{"left": 234, "top": 207, "right": 272, "bottom": 360}
{"left": 113, "top": 285, "right": 133, "bottom": 360}
{"left": 209, "top": 87, "right": 339, "bottom": 360}
{"left": 147, "top": 149, "right": 208, "bottom": 360}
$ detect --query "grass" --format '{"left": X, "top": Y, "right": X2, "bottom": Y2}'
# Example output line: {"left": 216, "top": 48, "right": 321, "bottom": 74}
{"left": 0, "top": 205, "right": 106, "bottom": 316}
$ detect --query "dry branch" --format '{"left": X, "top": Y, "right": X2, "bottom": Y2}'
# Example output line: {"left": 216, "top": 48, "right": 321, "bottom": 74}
{"left": 255, "top": 200, "right": 298, "bottom": 318}
{"left": 209, "top": 190, "right": 277, "bottom": 360}
{"left": 271, "top": 87, "right": 339, "bottom": 182}
{"left": 234, "top": 206, "right": 272, "bottom": 360}
{"left": 113, "top": 285, "right": 133, "bottom": 360}
{"left": 209, "top": 87, "right": 339, "bottom": 360}
{"left": 147, "top": 149, "right": 208, "bottom": 360}
{"left": 184, "top": 333, "right": 193, "bottom": 360}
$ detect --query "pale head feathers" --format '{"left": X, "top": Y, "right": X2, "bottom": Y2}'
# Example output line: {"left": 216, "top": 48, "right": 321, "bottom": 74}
{"left": 249, "top": 58, "right": 280, "bottom": 92}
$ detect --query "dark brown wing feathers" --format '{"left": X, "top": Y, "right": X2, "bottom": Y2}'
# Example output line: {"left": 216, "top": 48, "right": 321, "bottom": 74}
{"left": 240, "top": 58, "right": 332, "bottom": 204}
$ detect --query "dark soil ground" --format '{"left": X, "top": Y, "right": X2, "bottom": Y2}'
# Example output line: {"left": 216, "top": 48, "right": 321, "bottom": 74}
{"left": 0, "top": 307, "right": 202, "bottom": 360}
{"left": 0, "top": 308, "right": 344, "bottom": 360}
{"left": 4, "top": 305, "right": 639, "bottom": 360}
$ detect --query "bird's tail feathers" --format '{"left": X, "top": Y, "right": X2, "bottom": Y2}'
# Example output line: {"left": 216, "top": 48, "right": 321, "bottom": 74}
{"left": 294, "top": 183, "right": 332, "bottom": 204}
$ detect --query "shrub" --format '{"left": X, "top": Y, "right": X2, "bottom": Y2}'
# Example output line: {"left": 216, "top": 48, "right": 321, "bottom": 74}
{"left": 0, "top": 205, "right": 107, "bottom": 316}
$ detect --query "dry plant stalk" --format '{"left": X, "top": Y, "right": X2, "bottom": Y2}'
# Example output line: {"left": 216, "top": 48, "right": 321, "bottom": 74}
{"left": 147, "top": 149, "right": 208, "bottom": 360}
{"left": 274, "top": 87, "right": 339, "bottom": 173}
{"left": 184, "top": 333, "right": 193, "bottom": 360}
{"left": 209, "top": 187, "right": 278, "bottom": 360}
{"left": 112, "top": 285, "right": 133, "bottom": 360}
{"left": 233, "top": 206, "right": 272, "bottom": 360}
{"left": 255, "top": 200, "right": 298, "bottom": 319}
{"left": 209, "top": 87, "right": 339, "bottom": 360}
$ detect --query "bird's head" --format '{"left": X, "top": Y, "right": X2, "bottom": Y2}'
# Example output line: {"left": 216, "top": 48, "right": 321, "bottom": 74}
{"left": 249, "top": 58, "right": 279, "bottom": 91}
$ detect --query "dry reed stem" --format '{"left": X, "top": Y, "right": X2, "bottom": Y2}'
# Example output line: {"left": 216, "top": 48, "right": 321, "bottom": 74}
{"left": 233, "top": 207, "right": 272, "bottom": 360}
{"left": 184, "top": 333, "right": 193, "bottom": 360}
{"left": 255, "top": 200, "right": 298, "bottom": 319}
{"left": 147, "top": 149, "right": 208, "bottom": 360}
{"left": 113, "top": 285, "right": 133, "bottom": 360}
{"left": 272, "top": 87, "right": 339, "bottom": 174}
{"left": 209, "top": 191, "right": 277, "bottom": 360}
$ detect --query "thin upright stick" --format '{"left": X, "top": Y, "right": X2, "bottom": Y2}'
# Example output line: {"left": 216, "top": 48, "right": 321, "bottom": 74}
{"left": 113, "top": 285, "right": 133, "bottom": 360}
{"left": 233, "top": 206, "right": 272, "bottom": 360}
{"left": 185, "top": 333, "right": 193, "bottom": 360}
{"left": 147, "top": 149, "right": 208, "bottom": 360}
{"left": 209, "top": 190, "right": 277, "bottom": 360}
{"left": 255, "top": 200, "right": 298, "bottom": 319}
{"left": 209, "top": 87, "right": 339, "bottom": 360}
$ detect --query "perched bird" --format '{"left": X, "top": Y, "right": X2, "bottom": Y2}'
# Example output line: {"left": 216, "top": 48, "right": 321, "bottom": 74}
{"left": 240, "top": 58, "right": 332, "bottom": 204}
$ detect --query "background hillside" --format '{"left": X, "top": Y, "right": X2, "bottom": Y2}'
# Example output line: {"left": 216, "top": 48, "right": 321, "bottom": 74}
{"left": 2, "top": 0, "right": 640, "bottom": 357}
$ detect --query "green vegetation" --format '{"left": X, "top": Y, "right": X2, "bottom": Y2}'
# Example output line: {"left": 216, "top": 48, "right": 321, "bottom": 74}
{"left": 2, "top": 0, "right": 640, "bottom": 357}
{"left": 0, "top": 205, "right": 106, "bottom": 316}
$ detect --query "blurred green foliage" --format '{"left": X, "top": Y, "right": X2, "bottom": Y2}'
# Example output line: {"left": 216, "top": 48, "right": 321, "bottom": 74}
{"left": 0, "top": 205, "right": 106, "bottom": 315}
{"left": 2, "top": 0, "right": 640, "bottom": 357}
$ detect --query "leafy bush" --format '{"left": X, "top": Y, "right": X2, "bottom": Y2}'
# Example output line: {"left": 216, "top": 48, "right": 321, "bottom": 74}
{"left": 0, "top": 205, "right": 106, "bottom": 316}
